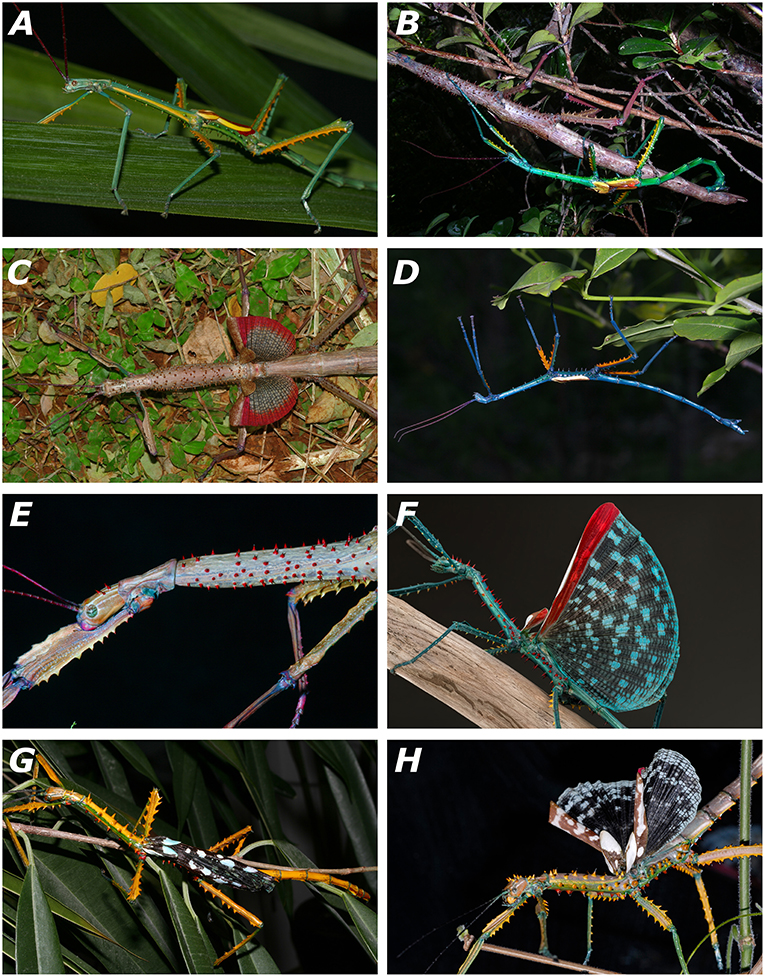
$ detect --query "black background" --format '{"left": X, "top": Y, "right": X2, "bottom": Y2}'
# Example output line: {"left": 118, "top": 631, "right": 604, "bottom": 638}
{"left": 389, "top": 249, "right": 762, "bottom": 483}
{"left": 3, "top": 3, "right": 377, "bottom": 236}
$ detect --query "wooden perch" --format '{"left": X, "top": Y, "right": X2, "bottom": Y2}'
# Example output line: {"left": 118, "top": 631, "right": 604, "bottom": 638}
{"left": 387, "top": 595, "right": 593, "bottom": 729}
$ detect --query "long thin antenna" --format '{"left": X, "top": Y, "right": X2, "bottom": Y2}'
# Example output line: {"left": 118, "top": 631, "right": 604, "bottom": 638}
{"left": 59, "top": 1, "right": 68, "bottom": 81}
{"left": 14, "top": 2, "right": 67, "bottom": 81}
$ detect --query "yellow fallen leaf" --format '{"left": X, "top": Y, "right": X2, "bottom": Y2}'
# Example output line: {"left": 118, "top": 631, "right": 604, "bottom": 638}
{"left": 91, "top": 263, "right": 138, "bottom": 307}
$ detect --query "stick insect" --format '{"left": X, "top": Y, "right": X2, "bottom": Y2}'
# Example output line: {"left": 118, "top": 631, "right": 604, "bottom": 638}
{"left": 388, "top": 498, "right": 762, "bottom": 731}
{"left": 448, "top": 75, "right": 727, "bottom": 202}
{"left": 3, "top": 496, "right": 377, "bottom": 728}
{"left": 395, "top": 293, "right": 748, "bottom": 441}
{"left": 388, "top": 251, "right": 761, "bottom": 484}
{"left": 387, "top": 3, "right": 760, "bottom": 237}
{"left": 389, "top": 742, "right": 760, "bottom": 975}
{"left": 5, "top": 4, "right": 377, "bottom": 232}
{"left": 3, "top": 248, "right": 378, "bottom": 482}
{"left": 4, "top": 741, "right": 377, "bottom": 974}
{"left": 390, "top": 503, "right": 680, "bottom": 729}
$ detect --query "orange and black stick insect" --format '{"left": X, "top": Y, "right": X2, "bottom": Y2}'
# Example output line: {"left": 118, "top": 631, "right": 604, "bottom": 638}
{"left": 4, "top": 743, "right": 376, "bottom": 972}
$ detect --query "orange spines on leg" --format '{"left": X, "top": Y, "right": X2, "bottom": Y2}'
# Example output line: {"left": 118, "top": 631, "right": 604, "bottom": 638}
{"left": 209, "top": 825, "right": 252, "bottom": 855}
{"left": 135, "top": 789, "right": 162, "bottom": 841}
{"left": 195, "top": 878, "right": 264, "bottom": 966}
{"left": 258, "top": 121, "right": 351, "bottom": 156}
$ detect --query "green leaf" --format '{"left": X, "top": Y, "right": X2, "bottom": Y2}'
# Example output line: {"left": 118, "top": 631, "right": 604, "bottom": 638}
{"left": 619, "top": 37, "right": 675, "bottom": 54}
{"left": 571, "top": 4, "right": 604, "bottom": 29}
{"left": 712, "top": 273, "right": 764, "bottom": 309}
{"left": 207, "top": 4, "right": 375, "bottom": 79}
{"left": 504, "top": 264, "right": 587, "bottom": 299}
{"left": 16, "top": 860, "right": 65, "bottom": 974}
{"left": 4, "top": 120, "right": 375, "bottom": 230}
{"left": 590, "top": 248, "right": 640, "bottom": 281}
{"left": 5, "top": 742, "right": 377, "bottom": 972}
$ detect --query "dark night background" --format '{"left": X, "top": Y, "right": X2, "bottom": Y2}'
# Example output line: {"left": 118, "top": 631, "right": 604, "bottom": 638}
{"left": 389, "top": 250, "right": 761, "bottom": 483}
{"left": 3, "top": 3, "right": 376, "bottom": 236}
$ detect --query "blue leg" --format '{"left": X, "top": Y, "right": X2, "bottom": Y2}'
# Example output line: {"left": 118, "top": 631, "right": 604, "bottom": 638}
{"left": 458, "top": 315, "right": 493, "bottom": 395}
{"left": 595, "top": 374, "right": 746, "bottom": 433}
{"left": 389, "top": 620, "right": 507, "bottom": 672}
{"left": 600, "top": 295, "right": 676, "bottom": 373}
{"left": 652, "top": 697, "right": 666, "bottom": 727}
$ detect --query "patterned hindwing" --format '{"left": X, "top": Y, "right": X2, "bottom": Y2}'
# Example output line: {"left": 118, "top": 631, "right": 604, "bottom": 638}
{"left": 550, "top": 749, "right": 701, "bottom": 874}
{"left": 641, "top": 748, "right": 701, "bottom": 854}
{"left": 552, "top": 776, "right": 637, "bottom": 874}
{"left": 539, "top": 508, "right": 680, "bottom": 713}
{"left": 232, "top": 316, "right": 298, "bottom": 427}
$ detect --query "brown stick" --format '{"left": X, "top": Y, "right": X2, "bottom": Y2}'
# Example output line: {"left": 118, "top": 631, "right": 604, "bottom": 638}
{"left": 387, "top": 595, "right": 594, "bottom": 729}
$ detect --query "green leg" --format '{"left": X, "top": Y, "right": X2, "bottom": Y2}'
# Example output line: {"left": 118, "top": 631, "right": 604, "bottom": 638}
{"left": 160, "top": 146, "right": 222, "bottom": 217}
{"left": 297, "top": 124, "right": 354, "bottom": 232}
{"left": 133, "top": 78, "right": 184, "bottom": 140}
{"left": 144, "top": 77, "right": 223, "bottom": 217}
{"left": 103, "top": 96, "right": 133, "bottom": 215}
{"left": 534, "top": 894, "right": 554, "bottom": 957}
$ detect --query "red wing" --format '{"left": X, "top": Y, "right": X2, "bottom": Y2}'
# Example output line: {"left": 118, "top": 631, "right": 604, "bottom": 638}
{"left": 539, "top": 503, "right": 619, "bottom": 632}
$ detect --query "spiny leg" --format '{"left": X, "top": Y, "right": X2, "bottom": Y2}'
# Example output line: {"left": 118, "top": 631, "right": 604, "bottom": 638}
{"left": 631, "top": 892, "right": 689, "bottom": 974}
{"left": 225, "top": 588, "right": 377, "bottom": 727}
{"left": 597, "top": 295, "right": 676, "bottom": 375}
{"left": 248, "top": 73, "right": 355, "bottom": 232}
{"left": 610, "top": 118, "right": 664, "bottom": 206}
{"left": 517, "top": 294, "right": 559, "bottom": 369}
{"left": 195, "top": 879, "right": 265, "bottom": 966}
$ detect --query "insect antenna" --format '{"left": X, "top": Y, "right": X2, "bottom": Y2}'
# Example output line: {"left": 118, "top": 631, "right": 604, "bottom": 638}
{"left": 13, "top": 2, "right": 68, "bottom": 81}
{"left": 395, "top": 400, "right": 475, "bottom": 440}
{"left": 3, "top": 566, "right": 79, "bottom": 613}
{"left": 403, "top": 141, "right": 507, "bottom": 203}
{"left": 387, "top": 512, "right": 440, "bottom": 563}
{"left": 59, "top": 1, "right": 68, "bottom": 81}
{"left": 397, "top": 894, "right": 502, "bottom": 972}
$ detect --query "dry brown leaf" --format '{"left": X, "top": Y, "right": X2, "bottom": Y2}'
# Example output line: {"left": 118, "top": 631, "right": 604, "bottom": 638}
{"left": 182, "top": 316, "right": 234, "bottom": 364}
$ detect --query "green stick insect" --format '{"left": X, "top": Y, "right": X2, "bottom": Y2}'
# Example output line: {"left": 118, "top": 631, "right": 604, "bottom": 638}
{"left": 449, "top": 77, "right": 728, "bottom": 204}
{"left": 6, "top": 5, "right": 377, "bottom": 230}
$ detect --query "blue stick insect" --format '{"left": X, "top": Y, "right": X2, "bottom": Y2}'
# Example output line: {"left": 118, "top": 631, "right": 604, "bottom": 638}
{"left": 389, "top": 503, "right": 680, "bottom": 728}
{"left": 395, "top": 295, "right": 747, "bottom": 440}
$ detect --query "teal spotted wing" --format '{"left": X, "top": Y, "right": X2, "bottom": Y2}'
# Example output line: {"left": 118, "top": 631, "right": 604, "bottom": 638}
{"left": 528, "top": 503, "right": 680, "bottom": 714}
